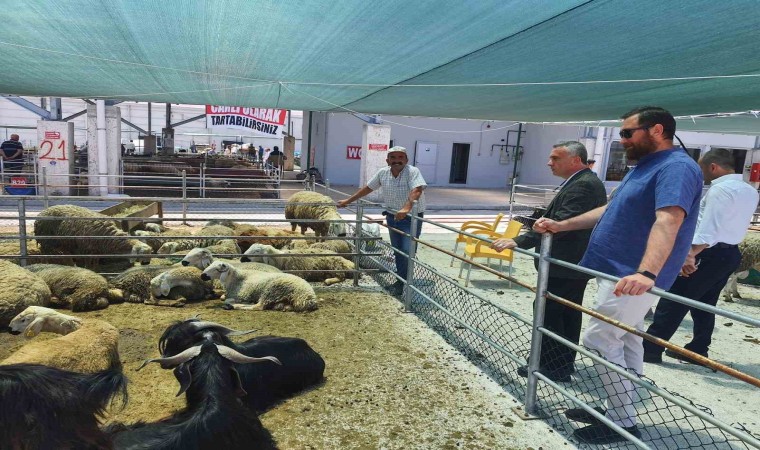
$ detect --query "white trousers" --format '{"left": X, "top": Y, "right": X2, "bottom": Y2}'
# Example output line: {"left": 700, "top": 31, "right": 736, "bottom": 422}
{"left": 583, "top": 278, "right": 659, "bottom": 428}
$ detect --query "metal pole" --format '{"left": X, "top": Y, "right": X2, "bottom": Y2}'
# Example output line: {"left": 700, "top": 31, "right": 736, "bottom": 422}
{"left": 404, "top": 201, "right": 420, "bottom": 311}
{"left": 181, "top": 170, "right": 188, "bottom": 225}
{"left": 325, "top": 179, "right": 330, "bottom": 194}
{"left": 309, "top": 174, "right": 315, "bottom": 191}
{"left": 41, "top": 167, "right": 49, "bottom": 209}
{"left": 200, "top": 162, "right": 206, "bottom": 198}
{"left": 510, "top": 123, "right": 523, "bottom": 188}
{"left": 509, "top": 182, "right": 516, "bottom": 220}
{"left": 306, "top": 111, "right": 313, "bottom": 170}
{"left": 18, "top": 198, "right": 28, "bottom": 266}
{"left": 525, "top": 232, "right": 553, "bottom": 414}
{"left": 353, "top": 201, "right": 364, "bottom": 287}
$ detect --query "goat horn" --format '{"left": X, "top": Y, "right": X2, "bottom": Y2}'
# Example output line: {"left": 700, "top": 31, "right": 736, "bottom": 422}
{"left": 136, "top": 345, "right": 203, "bottom": 371}
{"left": 216, "top": 345, "right": 282, "bottom": 365}
{"left": 190, "top": 321, "right": 258, "bottom": 337}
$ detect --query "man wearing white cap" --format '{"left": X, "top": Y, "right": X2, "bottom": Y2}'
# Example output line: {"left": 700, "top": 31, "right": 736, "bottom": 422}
{"left": 338, "top": 146, "right": 427, "bottom": 295}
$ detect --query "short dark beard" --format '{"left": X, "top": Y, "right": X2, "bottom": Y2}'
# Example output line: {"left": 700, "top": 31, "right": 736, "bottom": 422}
{"left": 625, "top": 138, "right": 656, "bottom": 162}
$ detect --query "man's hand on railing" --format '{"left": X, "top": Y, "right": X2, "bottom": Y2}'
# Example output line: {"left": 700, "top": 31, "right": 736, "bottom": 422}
{"left": 336, "top": 199, "right": 349, "bottom": 208}
{"left": 532, "top": 217, "right": 564, "bottom": 234}
{"left": 614, "top": 273, "right": 655, "bottom": 296}
{"left": 491, "top": 238, "right": 517, "bottom": 252}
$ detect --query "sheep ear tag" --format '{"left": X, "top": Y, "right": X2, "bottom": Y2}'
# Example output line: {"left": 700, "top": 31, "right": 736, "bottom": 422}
{"left": 173, "top": 364, "right": 193, "bottom": 397}
{"left": 25, "top": 317, "right": 45, "bottom": 338}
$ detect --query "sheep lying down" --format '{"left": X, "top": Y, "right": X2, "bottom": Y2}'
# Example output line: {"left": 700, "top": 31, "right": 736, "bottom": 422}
{"left": 202, "top": 261, "right": 318, "bottom": 312}
{"left": 181, "top": 247, "right": 282, "bottom": 273}
{"left": 3, "top": 306, "right": 120, "bottom": 373}
{"left": 149, "top": 267, "right": 220, "bottom": 307}
{"left": 26, "top": 264, "right": 123, "bottom": 312}
{"left": 241, "top": 243, "right": 355, "bottom": 286}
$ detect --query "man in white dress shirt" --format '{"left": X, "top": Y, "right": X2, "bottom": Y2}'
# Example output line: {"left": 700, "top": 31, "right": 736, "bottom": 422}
{"left": 643, "top": 148, "right": 759, "bottom": 364}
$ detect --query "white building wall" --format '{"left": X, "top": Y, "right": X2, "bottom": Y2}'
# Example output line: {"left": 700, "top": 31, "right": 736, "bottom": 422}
{"left": 304, "top": 112, "right": 519, "bottom": 188}
{"left": 519, "top": 124, "right": 588, "bottom": 186}
{"left": 0, "top": 97, "right": 303, "bottom": 153}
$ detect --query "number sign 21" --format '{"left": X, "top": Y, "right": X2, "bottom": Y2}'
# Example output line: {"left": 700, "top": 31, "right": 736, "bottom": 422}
{"left": 39, "top": 140, "right": 67, "bottom": 161}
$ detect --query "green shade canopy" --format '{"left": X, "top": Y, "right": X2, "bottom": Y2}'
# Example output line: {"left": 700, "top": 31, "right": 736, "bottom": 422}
{"left": 1, "top": 0, "right": 759, "bottom": 132}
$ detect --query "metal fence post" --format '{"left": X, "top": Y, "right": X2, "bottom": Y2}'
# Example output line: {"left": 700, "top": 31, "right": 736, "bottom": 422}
{"left": 404, "top": 201, "right": 420, "bottom": 311}
{"left": 353, "top": 201, "right": 364, "bottom": 287}
{"left": 200, "top": 162, "right": 206, "bottom": 198}
{"left": 17, "top": 198, "right": 28, "bottom": 267}
{"left": 181, "top": 170, "right": 188, "bottom": 225}
{"left": 41, "top": 166, "right": 49, "bottom": 209}
{"left": 325, "top": 179, "right": 330, "bottom": 194}
{"left": 525, "top": 232, "right": 553, "bottom": 415}
{"left": 509, "top": 182, "right": 517, "bottom": 219}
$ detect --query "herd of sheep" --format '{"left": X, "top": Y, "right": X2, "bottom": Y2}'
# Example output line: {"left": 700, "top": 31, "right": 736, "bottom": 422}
{"left": 0, "top": 190, "right": 369, "bottom": 448}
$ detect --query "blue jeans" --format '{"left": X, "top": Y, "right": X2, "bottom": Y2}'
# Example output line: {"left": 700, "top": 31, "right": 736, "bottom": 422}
{"left": 385, "top": 212, "right": 423, "bottom": 280}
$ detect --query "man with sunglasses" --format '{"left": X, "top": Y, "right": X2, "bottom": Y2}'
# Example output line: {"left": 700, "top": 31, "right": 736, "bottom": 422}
{"left": 531, "top": 106, "right": 702, "bottom": 444}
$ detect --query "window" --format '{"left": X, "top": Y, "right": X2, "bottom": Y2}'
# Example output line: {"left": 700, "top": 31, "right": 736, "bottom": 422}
{"left": 605, "top": 141, "right": 629, "bottom": 181}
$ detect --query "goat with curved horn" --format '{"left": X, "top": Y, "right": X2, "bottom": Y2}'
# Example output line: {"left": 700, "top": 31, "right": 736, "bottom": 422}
{"left": 190, "top": 321, "right": 258, "bottom": 337}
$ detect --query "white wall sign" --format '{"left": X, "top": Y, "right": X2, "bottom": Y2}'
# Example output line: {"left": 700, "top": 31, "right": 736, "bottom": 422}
{"left": 36, "top": 120, "right": 74, "bottom": 196}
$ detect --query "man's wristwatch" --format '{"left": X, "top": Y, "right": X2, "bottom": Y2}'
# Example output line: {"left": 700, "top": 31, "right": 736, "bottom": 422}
{"left": 636, "top": 270, "right": 657, "bottom": 281}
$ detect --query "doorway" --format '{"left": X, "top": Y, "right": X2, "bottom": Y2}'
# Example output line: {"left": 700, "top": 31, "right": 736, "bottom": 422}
{"left": 449, "top": 143, "right": 470, "bottom": 184}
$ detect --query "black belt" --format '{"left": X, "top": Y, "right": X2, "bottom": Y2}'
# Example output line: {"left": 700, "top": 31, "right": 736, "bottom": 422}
{"left": 713, "top": 243, "right": 738, "bottom": 249}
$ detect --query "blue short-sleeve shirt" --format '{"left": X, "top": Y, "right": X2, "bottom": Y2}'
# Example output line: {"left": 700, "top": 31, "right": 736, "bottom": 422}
{"left": 579, "top": 148, "right": 703, "bottom": 290}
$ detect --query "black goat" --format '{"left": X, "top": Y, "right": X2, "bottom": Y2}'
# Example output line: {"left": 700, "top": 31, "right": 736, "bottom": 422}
{"left": 158, "top": 318, "right": 326, "bottom": 412}
{"left": 0, "top": 364, "right": 127, "bottom": 450}
{"left": 110, "top": 340, "right": 280, "bottom": 450}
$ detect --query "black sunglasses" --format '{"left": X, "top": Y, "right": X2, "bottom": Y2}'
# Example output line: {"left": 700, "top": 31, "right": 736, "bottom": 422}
{"left": 619, "top": 125, "right": 651, "bottom": 139}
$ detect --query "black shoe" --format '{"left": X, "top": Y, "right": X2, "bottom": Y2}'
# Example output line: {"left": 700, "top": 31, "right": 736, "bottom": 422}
{"left": 565, "top": 406, "right": 606, "bottom": 424}
{"left": 665, "top": 349, "right": 708, "bottom": 366}
{"left": 516, "top": 365, "right": 572, "bottom": 383}
{"left": 572, "top": 422, "right": 641, "bottom": 445}
{"left": 387, "top": 281, "right": 404, "bottom": 296}
{"left": 643, "top": 352, "right": 663, "bottom": 364}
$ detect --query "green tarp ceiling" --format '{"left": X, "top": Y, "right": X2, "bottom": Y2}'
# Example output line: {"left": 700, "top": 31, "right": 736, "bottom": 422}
{"left": 1, "top": 0, "right": 759, "bottom": 132}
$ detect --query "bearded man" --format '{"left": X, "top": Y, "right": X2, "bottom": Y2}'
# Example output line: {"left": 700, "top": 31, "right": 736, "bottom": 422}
{"left": 532, "top": 106, "right": 703, "bottom": 444}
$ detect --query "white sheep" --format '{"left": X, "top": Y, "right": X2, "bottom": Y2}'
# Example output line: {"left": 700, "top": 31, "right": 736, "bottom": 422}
{"left": 201, "top": 261, "right": 318, "bottom": 312}
{"left": 157, "top": 225, "right": 235, "bottom": 254}
{"left": 149, "top": 266, "right": 220, "bottom": 306}
{"left": 3, "top": 306, "right": 120, "bottom": 373}
{"left": 109, "top": 265, "right": 174, "bottom": 304}
{"left": 241, "top": 243, "right": 355, "bottom": 286}
{"left": 34, "top": 204, "right": 153, "bottom": 269}
{"left": 26, "top": 264, "right": 123, "bottom": 311}
{"left": 288, "top": 238, "right": 352, "bottom": 261}
{"left": 285, "top": 191, "right": 346, "bottom": 241}
{"left": 181, "top": 247, "right": 282, "bottom": 273}
{"left": 0, "top": 260, "right": 51, "bottom": 328}
{"left": 722, "top": 237, "right": 760, "bottom": 302}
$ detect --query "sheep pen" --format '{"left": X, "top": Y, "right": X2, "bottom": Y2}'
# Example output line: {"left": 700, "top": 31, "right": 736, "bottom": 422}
{"left": 0, "top": 289, "right": 563, "bottom": 449}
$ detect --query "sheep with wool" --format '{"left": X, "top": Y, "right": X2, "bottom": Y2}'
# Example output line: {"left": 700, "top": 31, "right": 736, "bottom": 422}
{"left": 202, "top": 261, "right": 318, "bottom": 311}
{"left": 722, "top": 236, "right": 760, "bottom": 301}
{"left": 233, "top": 223, "right": 301, "bottom": 251}
{"left": 34, "top": 204, "right": 153, "bottom": 268}
{"left": 181, "top": 247, "right": 282, "bottom": 273}
{"left": 109, "top": 265, "right": 173, "bottom": 304}
{"left": 285, "top": 190, "right": 346, "bottom": 241}
{"left": 157, "top": 224, "right": 235, "bottom": 254}
{"left": 241, "top": 243, "right": 354, "bottom": 286}
{"left": 0, "top": 260, "right": 51, "bottom": 328}
{"left": 288, "top": 237, "right": 352, "bottom": 260}
{"left": 26, "top": 264, "right": 123, "bottom": 311}
{"left": 3, "top": 306, "right": 121, "bottom": 373}
{"left": 149, "top": 266, "right": 219, "bottom": 307}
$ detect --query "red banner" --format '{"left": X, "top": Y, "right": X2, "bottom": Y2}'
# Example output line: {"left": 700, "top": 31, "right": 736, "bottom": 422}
{"left": 205, "top": 106, "right": 287, "bottom": 136}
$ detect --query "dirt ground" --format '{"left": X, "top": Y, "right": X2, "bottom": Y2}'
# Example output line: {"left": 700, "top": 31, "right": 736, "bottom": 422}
{"left": 0, "top": 283, "right": 570, "bottom": 450}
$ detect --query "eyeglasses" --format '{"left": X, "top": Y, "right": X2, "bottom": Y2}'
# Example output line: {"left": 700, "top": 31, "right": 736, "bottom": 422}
{"left": 619, "top": 126, "right": 651, "bottom": 139}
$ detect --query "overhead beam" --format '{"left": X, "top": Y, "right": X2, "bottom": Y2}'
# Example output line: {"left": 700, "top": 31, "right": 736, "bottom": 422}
{"left": 2, "top": 95, "right": 51, "bottom": 119}
{"left": 171, "top": 113, "right": 206, "bottom": 128}
{"left": 121, "top": 118, "right": 147, "bottom": 135}
{"left": 61, "top": 110, "right": 87, "bottom": 121}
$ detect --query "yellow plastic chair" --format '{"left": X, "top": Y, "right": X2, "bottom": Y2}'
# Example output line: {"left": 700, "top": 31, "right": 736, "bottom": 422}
{"left": 450, "top": 213, "right": 505, "bottom": 267}
{"left": 458, "top": 219, "right": 523, "bottom": 287}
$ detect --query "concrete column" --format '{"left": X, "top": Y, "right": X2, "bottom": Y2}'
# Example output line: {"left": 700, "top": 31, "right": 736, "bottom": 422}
{"left": 360, "top": 123, "right": 391, "bottom": 203}
{"left": 86, "top": 104, "right": 122, "bottom": 196}
{"left": 36, "top": 120, "right": 74, "bottom": 195}
{"left": 283, "top": 135, "right": 295, "bottom": 171}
